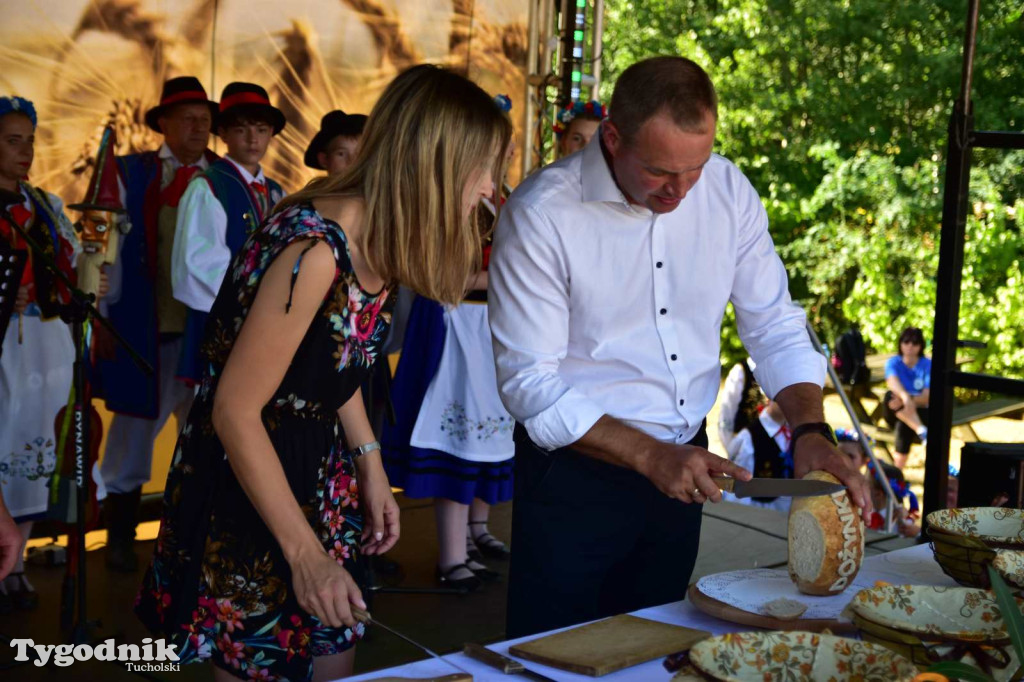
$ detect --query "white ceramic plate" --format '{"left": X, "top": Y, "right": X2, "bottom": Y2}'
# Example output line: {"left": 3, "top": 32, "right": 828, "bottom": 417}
{"left": 849, "top": 584, "right": 1015, "bottom": 641}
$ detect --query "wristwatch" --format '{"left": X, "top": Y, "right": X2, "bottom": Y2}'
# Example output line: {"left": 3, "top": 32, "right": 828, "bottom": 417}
{"left": 790, "top": 422, "right": 838, "bottom": 449}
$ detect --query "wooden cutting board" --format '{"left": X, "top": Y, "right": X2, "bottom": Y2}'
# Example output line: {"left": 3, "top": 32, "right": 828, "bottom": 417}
{"left": 508, "top": 614, "right": 710, "bottom": 677}
{"left": 686, "top": 584, "right": 856, "bottom": 634}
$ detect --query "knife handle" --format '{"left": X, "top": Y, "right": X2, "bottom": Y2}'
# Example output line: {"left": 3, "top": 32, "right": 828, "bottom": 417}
{"left": 711, "top": 476, "right": 736, "bottom": 492}
{"left": 352, "top": 607, "right": 372, "bottom": 624}
{"left": 463, "top": 642, "right": 525, "bottom": 673}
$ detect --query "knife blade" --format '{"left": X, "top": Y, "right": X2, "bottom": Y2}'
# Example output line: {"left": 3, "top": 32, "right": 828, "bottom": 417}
{"left": 712, "top": 476, "right": 844, "bottom": 499}
{"left": 463, "top": 642, "right": 558, "bottom": 682}
{"left": 354, "top": 608, "right": 473, "bottom": 677}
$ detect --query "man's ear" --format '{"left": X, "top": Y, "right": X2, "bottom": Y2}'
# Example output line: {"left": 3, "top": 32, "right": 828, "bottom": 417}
{"left": 602, "top": 119, "right": 622, "bottom": 157}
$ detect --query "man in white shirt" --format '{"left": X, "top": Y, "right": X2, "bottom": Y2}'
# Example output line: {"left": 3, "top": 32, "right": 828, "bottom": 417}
{"left": 96, "top": 76, "right": 219, "bottom": 572}
{"left": 489, "top": 56, "right": 871, "bottom": 637}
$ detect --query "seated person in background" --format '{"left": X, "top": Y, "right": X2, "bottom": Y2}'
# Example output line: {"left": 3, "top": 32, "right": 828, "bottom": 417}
{"left": 836, "top": 429, "right": 920, "bottom": 537}
{"left": 717, "top": 357, "right": 764, "bottom": 459}
{"left": 554, "top": 100, "right": 606, "bottom": 156}
{"left": 722, "top": 400, "right": 792, "bottom": 513}
{"left": 883, "top": 326, "right": 930, "bottom": 469}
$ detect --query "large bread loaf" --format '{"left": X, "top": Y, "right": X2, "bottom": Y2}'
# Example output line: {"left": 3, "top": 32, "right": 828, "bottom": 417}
{"left": 787, "top": 470, "right": 865, "bottom": 595}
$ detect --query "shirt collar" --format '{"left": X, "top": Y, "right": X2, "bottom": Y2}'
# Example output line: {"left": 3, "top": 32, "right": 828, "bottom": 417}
{"left": 580, "top": 128, "right": 652, "bottom": 216}
{"left": 159, "top": 143, "right": 211, "bottom": 170}
{"left": 224, "top": 155, "right": 265, "bottom": 185}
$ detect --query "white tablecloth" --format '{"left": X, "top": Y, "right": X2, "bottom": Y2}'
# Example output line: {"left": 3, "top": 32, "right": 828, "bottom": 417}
{"left": 346, "top": 544, "right": 953, "bottom": 681}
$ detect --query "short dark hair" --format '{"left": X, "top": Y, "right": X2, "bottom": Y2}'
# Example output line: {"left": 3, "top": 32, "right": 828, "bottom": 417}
{"left": 218, "top": 106, "right": 277, "bottom": 132}
{"left": 609, "top": 56, "right": 717, "bottom": 142}
{"left": 897, "top": 327, "right": 926, "bottom": 356}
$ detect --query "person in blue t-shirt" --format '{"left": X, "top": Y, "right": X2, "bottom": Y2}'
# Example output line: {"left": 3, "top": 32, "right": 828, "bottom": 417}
{"left": 883, "top": 326, "right": 931, "bottom": 469}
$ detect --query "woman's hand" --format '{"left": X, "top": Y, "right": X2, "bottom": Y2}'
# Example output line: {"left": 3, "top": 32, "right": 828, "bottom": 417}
{"left": 288, "top": 546, "right": 366, "bottom": 629}
{"left": 356, "top": 454, "right": 400, "bottom": 555}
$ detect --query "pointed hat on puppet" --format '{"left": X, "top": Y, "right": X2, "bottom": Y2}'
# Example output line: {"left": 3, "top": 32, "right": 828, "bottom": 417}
{"left": 68, "top": 125, "right": 125, "bottom": 213}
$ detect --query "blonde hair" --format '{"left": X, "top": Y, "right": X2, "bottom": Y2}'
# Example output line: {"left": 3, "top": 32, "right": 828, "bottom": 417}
{"left": 280, "top": 65, "right": 513, "bottom": 305}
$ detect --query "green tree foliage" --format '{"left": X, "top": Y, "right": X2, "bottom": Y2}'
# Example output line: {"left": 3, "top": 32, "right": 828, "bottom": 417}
{"left": 601, "top": 0, "right": 1023, "bottom": 375}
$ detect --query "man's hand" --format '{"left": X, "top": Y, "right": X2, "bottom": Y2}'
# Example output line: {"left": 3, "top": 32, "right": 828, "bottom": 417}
{"left": 793, "top": 433, "right": 873, "bottom": 523}
{"left": 639, "top": 444, "right": 752, "bottom": 504}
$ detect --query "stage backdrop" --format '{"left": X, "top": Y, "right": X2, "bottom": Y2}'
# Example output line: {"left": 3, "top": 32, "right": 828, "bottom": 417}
{"left": 0, "top": 0, "right": 528, "bottom": 494}
{"left": 0, "top": 0, "right": 529, "bottom": 200}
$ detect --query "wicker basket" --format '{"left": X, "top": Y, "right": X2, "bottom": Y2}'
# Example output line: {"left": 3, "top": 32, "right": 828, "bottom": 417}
{"left": 848, "top": 584, "right": 1019, "bottom": 680}
{"left": 926, "top": 508, "right": 1024, "bottom": 589}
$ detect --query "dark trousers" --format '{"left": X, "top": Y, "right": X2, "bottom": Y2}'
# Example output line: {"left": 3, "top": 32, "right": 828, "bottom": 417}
{"left": 505, "top": 424, "right": 705, "bottom": 639}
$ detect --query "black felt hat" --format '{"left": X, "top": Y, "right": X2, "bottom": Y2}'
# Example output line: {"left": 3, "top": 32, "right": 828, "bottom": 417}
{"left": 303, "top": 110, "right": 368, "bottom": 170}
{"left": 217, "top": 82, "right": 287, "bottom": 135}
{"left": 144, "top": 76, "right": 218, "bottom": 133}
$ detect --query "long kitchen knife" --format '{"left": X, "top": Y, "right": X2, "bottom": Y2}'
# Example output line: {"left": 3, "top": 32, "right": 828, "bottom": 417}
{"left": 353, "top": 608, "right": 473, "bottom": 677}
{"left": 463, "top": 642, "right": 558, "bottom": 682}
{"left": 712, "top": 476, "right": 844, "bottom": 499}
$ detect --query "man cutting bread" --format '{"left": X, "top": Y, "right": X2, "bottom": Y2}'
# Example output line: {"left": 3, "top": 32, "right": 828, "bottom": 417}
{"left": 489, "top": 56, "right": 872, "bottom": 638}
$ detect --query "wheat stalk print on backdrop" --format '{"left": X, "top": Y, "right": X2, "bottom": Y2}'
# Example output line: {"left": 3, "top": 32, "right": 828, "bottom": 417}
{"left": 0, "top": 0, "right": 529, "bottom": 200}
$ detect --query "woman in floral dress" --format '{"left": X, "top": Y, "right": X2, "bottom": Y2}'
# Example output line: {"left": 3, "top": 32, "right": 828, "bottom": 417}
{"left": 135, "top": 65, "right": 513, "bottom": 682}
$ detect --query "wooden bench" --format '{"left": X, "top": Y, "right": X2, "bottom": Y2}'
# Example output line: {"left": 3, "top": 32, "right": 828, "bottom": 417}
{"left": 860, "top": 396, "right": 1024, "bottom": 450}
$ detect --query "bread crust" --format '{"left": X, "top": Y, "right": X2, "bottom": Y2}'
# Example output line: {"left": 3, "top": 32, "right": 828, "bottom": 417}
{"left": 788, "top": 470, "right": 865, "bottom": 595}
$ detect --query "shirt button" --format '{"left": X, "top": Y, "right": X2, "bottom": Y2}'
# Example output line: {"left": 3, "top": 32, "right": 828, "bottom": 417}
{"left": 660, "top": 308, "right": 667, "bottom": 315}
{"left": 656, "top": 261, "right": 663, "bottom": 268}
{"left": 670, "top": 354, "right": 678, "bottom": 361}
{"left": 679, "top": 399, "right": 685, "bottom": 406}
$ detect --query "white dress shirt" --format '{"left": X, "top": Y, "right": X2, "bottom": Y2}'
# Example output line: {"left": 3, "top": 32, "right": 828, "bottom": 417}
{"left": 171, "top": 157, "right": 266, "bottom": 313}
{"left": 103, "top": 144, "right": 211, "bottom": 308}
{"left": 488, "top": 135, "right": 825, "bottom": 451}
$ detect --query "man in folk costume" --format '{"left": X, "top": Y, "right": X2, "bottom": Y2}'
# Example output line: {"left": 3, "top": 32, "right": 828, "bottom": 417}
{"left": 96, "top": 76, "right": 219, "bottom": 572}
{"left": 0, "top": 95, "right": 83, "bottom": 610}
{"left": 172, "top": 82, "right": 286, "bottom": 384}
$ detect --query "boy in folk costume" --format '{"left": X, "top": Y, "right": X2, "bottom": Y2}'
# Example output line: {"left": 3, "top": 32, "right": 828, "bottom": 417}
{"left": 303, "top": 110, "right": 367, "bottom": 177}
{"left": 0, "top": 96, "right": 83, "bottom": 610}
{"left": 171, "top": 82, "right": 286, "bottom": 384}
{"left": 96, "top": 76, "right": 219, "bottom": 572}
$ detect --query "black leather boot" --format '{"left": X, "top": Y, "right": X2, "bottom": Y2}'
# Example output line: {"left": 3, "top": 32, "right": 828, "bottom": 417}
{"left": 104, "top": 488, "right": 141, "bottom": 572}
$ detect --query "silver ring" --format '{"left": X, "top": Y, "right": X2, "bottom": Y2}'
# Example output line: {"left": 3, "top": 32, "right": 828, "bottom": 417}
{"left": 693, "top": 488, "right": 702, "bottom": 497}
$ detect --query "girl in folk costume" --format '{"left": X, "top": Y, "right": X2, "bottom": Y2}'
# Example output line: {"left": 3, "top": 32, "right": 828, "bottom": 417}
{"left": 381, "top": 96, "right": 516, "bottom": 593}
{"left": 0, "top": 96, "right": 80, "bottom": 612}
{"left": 554, "top": 100, "right": 607, "bottom": 157}
{"left": 134, "top": 66, "right": 513, "bottom": 682}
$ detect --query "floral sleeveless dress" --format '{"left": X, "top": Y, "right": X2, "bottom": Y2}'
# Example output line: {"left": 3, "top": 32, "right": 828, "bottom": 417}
{"left": 135, "top": 203, "right": 393, "bottom": 682}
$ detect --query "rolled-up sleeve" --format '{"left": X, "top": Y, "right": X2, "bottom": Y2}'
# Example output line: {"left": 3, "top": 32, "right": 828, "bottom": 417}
{"left": 488, "top": 200, "right": 606, "bottom": 450}
{"left": 172, "top": 177, "right": 230, "bottom": 312}
{"left": 729, "top": 175, "right": 825, "bottom": 398}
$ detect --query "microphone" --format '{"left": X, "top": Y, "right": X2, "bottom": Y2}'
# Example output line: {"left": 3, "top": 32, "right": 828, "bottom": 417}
{"left": 0, "top": 188, "right": 22, "bottom": 209}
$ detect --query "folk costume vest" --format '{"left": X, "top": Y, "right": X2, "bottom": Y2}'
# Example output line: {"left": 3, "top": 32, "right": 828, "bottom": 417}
{"left": 0, "top": 183, "right": 74, "bottom": 318}
{"left": 176, "top": 159, "right": 283, "bottom": 384}
{"left": 747, "top": 417, "right": 793, "bottom": 503}
{"left": 97, "top": 150, "right": 217, "bottom": 419}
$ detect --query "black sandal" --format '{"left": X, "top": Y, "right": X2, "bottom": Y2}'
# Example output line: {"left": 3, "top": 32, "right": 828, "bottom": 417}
{"left": 436, "top": 563, "right": 481, "bottom": 593}
{"left": 466, "top": 559, "right": 502, "bottom": 583}
{"left": 468, "top": 521, "right": 511, "bottom": 560}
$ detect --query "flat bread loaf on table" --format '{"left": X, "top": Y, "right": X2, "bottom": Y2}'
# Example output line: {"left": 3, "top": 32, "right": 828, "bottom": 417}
{"left": 788, "top": 470, "right": 865, "bottom": 595}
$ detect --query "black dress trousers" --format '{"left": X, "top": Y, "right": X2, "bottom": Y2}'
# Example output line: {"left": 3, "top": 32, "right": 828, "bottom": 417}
{"left": 505, "top": 423, "right": 706, "bottom": 639}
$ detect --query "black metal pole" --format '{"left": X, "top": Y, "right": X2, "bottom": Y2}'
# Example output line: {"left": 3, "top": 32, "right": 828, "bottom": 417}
{"left": 924, "top": 0, "right": 980, "bottom": 522}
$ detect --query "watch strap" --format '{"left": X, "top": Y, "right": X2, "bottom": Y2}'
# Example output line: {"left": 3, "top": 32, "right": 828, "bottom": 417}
{"left": 790, "top": 422, "right": 838, "bottom": 448}
{"left": 354, "top": 440, "right": 381, "bottom": 456}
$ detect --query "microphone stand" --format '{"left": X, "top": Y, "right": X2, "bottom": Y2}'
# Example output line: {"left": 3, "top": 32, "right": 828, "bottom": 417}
{"left": 0, "top": 189, "right": 152, "bottom": 650}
